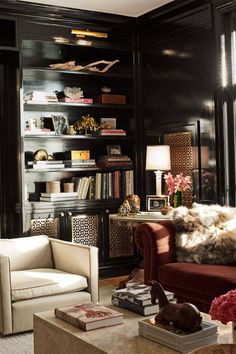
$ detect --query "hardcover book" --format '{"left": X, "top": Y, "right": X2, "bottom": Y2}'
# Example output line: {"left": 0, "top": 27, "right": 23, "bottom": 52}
{"left": 138, "top": 318, "right": 218, "bottom": 352}
{"left": 55, "top": 303, "right": 124, "bottom": 331}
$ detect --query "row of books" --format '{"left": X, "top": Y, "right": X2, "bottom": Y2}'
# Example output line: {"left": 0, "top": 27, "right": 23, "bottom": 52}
{"left": 39, "top": 170, "right": 134, "bottom": 202}
{"left": 138, "top": 318, "right": 218, "bottom": 352}
{"left": 112, "top": 284, "right": 174, "bottom": 316}
{"left": 72, "top": 170, "right": 134, "bottom": 200}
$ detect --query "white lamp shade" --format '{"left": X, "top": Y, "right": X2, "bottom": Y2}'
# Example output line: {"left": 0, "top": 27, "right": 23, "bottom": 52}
{"left": 146, "top": 145, "right": 171, "bottom": 171}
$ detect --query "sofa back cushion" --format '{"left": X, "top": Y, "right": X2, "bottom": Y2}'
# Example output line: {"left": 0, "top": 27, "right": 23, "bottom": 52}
{"left": 0, "top": 235, "right": 53, "bottom": 271}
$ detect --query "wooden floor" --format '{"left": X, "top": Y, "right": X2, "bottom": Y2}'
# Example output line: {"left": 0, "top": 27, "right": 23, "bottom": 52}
{"left": 99, "top": 276, "right": 127, "bottom": 287}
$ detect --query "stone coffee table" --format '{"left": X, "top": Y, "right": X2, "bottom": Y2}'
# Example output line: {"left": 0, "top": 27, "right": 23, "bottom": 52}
{"left": 34, "top": 307, "right": 236, "bottom": 354}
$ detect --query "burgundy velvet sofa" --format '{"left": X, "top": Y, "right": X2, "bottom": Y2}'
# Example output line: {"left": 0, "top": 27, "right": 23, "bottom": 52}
{"left": 134, "top": 221, "right": 236, "bottom": 313}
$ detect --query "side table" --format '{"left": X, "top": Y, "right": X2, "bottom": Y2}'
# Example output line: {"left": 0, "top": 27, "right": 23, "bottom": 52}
{"left": 108, "top": 212, "right": 172, "bottom": 258}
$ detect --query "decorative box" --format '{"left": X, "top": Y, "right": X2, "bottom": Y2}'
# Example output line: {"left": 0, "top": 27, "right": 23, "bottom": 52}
{"left": 66, "top": 150, "right": 90, "bottom": 160}
{"left": 95, "top": 94, "right": 126, "bottom": 104}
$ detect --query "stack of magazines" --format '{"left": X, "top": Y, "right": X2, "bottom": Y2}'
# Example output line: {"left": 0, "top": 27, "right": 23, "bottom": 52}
{"left": 138, "top": 317, "right": 218, "bottom": 352}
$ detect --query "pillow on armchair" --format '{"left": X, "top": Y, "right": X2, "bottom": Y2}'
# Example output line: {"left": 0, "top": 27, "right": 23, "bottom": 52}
{"left": 173, "top": 203, "right": 236, "bottom": 264}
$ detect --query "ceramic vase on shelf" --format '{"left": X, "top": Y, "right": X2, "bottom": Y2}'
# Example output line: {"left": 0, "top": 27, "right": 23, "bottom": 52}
{"left": 173, "top": 191, "right": 182, "bottom": 208}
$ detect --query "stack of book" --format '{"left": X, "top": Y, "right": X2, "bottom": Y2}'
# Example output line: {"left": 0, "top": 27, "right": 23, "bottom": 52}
{"left": 138, "top": 317, "right": 218, "bottom": 352}
{"left": 25, "top": 128, "right": 55, "bottom": 135}
{"left": 27, "top": 160, "right": 65, "bottom": 169}
{"left": 24, "top": 91, "right": 58, "bottom": 103}
{"left": 97, "top": 155, "right": 132, "bottom": 168}
{"left": 63, "top": 159, "right": 96, "bottom": 168}
{"left": 40, "top": 192, "right": 79, "bottom": 202}
{"left": 111, "top": 284, "right": 174, "bottom": 316}
{"left": 99, "top": 129, "right": 126, "bottom": 136}
{"left": 55, "top": 303, "right": 124, "bottom": 331}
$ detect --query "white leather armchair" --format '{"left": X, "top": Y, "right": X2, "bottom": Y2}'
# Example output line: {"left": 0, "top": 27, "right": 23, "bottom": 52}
{"left": 0, "top": 235, "right": 99, "bottom": 335}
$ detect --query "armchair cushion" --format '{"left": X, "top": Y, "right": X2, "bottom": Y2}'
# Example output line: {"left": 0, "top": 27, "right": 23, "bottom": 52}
{"left": 0, "top": 235, "right": 53, "bottom": 271}
{"left": 11, "top": 268, "right": 88, "bottom": 301}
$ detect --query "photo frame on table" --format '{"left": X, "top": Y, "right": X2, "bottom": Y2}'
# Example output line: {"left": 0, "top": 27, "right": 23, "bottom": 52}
{"left": 52, "top": 115, "right": 69, "bottom": 135}
{"left": 146, "top": 195, "right": 168, "bottom": 212}
{"left": 106, "top": 145, "right": 121, "bottom": 156}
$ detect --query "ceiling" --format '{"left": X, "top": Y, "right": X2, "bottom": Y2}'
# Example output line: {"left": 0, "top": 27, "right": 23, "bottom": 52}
{"left": 19, "top": 0, "right": 175, "bottom": 17}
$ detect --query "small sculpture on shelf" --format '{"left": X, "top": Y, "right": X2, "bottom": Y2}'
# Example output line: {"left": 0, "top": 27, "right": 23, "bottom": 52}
{"left": 118, "top": 194, "right": 140, "bottom": 216}
{"left": 126, "top": 194, "right": 140, "bottom": 214}
{"left": 73, "top": 114, "right": 100, "bottom": 135}
{"left": 49, "top": 59, "right": 119, "bottom": 73}
{"left": 149, "top": 281, "right": 202, "bottom": 333}
{"left": 118, "top": 200, "right": 131, "bottom": 217}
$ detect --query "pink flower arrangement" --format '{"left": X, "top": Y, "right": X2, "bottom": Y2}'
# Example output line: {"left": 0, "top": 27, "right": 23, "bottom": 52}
{"left": 209, "top": 290, "right": 236, "bottom": 324}
{"left": 164, "top": 172, "right": 192, "bottom": 195}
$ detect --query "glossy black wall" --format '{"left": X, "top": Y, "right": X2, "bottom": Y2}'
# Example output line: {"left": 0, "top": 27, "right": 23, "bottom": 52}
{"left": 137, "top": 1, "right": 217, "bottom": 205}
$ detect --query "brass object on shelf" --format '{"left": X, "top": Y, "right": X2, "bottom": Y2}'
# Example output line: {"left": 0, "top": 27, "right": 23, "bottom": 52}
{"left": 71, "top": 29, "right": 108, "bottom": 39}
{"left": 33, "top": 149, "right": 48, "bottom": 161}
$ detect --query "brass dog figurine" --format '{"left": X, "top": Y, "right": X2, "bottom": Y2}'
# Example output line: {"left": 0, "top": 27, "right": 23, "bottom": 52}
{"left": 149, "top": 281, "right": 202, "bottom": 332}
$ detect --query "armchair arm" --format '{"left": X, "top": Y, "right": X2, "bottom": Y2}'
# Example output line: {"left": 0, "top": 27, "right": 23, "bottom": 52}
{"left": 49, "top": 239, "right": 99, "bottom": 302}
{"left": 0, "top": 255, "right": 13, "bottom": 335}
{"left": 134, "top": 221, "right": 176, "bottom": 284}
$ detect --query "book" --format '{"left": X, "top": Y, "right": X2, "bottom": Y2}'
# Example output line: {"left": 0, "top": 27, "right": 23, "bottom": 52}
{"left": 28, "top": 160, "right": 64, "bottom": 166}
{"left": 111, "top": 294, "right": 159, "bottom": 316}
{"left": 64, "top": 159, "right": 96, "bottom": 167}
{"left": 54, "top": 303, "right": 124, "bottom": 331}
{"left": 30, "top": 163, "right": 65, "bottom": 169}
{"left": 40, "top": 192, "right": 79, "bottom": 201}
{"left": 138, "top": 318, "right": 218, "bottom": 352}
{"left": 99, "top": 129, "right": 126, "bottom": 136}
{"left": 97, "top": 155, "right": 130, "bottom": 161}
{"left": 41, "top": 192, "right": 78, "bottom": 198}
{"left": 97, "top": 160, "right": 132, "bottom": 168}
{"left": 40, "top": 196, "right": 79, "bottom": 202}
{"left": 59, "top": 98, "right": 93, "bottom": 103}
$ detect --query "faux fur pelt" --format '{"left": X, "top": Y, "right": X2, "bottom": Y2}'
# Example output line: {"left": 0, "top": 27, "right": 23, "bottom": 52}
{"left": 173, "top": 203, "right": 236, "bottom": 264}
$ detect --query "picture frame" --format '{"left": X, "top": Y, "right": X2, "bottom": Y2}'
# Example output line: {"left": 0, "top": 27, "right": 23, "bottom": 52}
{"left": 146, "top": 195, "right": 168, "bottom": 212}
{"left": 106, "top": 145, "right": 122, "bottom": 156}
{"left": 52, "top": 115, "right": 69, "bottom": 135}
{"left": 100, "top": 117, "right": 117, "bottom": 129}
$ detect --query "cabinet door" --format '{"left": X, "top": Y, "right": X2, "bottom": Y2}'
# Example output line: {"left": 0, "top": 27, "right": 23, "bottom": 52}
{"left": 66, "top": 211, "right": 100, "bottom": 247}
{"left": 30, "top": 216, "right": 60, "bottom": 238}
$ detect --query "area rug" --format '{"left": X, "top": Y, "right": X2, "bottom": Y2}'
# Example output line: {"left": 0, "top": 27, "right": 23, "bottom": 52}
{"left": 0, "top": 284, "right": 116, "bottom": 354}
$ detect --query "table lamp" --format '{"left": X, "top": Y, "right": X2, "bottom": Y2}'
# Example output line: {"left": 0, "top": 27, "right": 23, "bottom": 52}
{"left": 146, "top": 145, "right": 171, "bottom": 195}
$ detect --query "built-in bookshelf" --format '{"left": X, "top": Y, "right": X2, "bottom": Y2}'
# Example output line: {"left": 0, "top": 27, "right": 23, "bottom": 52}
{"left": 17, "top": 18, "right": 139, "bottom": 276}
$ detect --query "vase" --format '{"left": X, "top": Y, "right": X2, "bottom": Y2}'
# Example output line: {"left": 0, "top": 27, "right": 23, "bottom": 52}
{"left": 173, "top": 191, "right": 182, "bottom": 208}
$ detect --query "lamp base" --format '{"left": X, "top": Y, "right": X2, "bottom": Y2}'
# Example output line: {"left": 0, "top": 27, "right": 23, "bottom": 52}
{"left": 154, "top": 170, "right": 163, "bottom": 196}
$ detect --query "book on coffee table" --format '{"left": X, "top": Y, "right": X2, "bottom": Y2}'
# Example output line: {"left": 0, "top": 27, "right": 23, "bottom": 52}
{"left": 138, "top": 317, "right": 218, "bottom": 352}
{"left": 55, "top": 303, "right": 124, "bottom": 331}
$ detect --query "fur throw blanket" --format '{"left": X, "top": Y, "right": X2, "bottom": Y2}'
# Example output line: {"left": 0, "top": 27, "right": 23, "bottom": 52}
{"left": 173, "top": 203, "right": 236, "bottom": 264}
